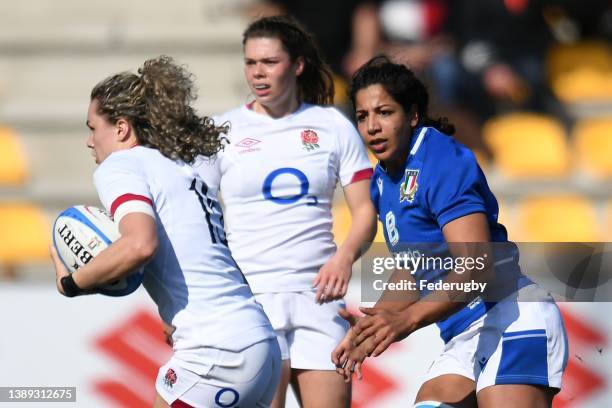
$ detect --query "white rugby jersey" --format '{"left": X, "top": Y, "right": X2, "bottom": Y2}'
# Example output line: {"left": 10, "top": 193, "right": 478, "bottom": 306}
{"left": 93, "top": 146, "right": 274, "bottom": 358}
{"left": 209, "top": 103, "right": 372, "bottom": 293}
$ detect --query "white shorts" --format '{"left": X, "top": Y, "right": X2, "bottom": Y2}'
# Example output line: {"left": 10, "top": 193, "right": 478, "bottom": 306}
{"left": 424, "top": 285, "right": 569, "bottom": 393}
{"left": 255, "top": 291, "right": 349, "bottom": 370}
{"left": 156, "top": 338, "right": 281, "bottom": 407}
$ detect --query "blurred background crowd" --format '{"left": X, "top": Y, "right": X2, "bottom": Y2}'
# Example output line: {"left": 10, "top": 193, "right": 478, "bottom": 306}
{"left": 0, "top": 0, "right": 611, "bottom": 280}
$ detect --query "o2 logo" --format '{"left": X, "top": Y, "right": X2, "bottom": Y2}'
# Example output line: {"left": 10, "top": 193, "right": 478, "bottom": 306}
{"left": 215, "top": 387, "right": 239, "bottom": 407}
{"left": 262, "top": 167, "right": 318, "bottom": 206}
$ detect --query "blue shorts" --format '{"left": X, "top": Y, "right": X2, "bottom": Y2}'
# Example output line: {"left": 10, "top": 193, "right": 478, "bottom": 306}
{"left": 424, "top": 284, "right": 568, "bottom": 393}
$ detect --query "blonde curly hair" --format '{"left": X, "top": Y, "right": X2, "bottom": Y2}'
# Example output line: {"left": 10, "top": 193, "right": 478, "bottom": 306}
{"left": 90, "top": 55, "right": 227, "bottom": 163}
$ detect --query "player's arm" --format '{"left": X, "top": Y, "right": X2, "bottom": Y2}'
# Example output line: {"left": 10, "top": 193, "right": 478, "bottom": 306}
{"left": 52, "top": 212, "right": 157, "bottom": 294}
{"left": 314, "top": 179, "right": 377, "bottom": 303}
{"left": 397, "top": 213, "right": 493, "bottom": 328}
{"left": 350, "top": 213, "right": 494, "bottom": 356}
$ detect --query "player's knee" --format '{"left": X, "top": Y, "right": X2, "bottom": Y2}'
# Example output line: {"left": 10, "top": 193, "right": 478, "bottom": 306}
{"left": 414, "top": 401, "right": 456, "bottom": 408}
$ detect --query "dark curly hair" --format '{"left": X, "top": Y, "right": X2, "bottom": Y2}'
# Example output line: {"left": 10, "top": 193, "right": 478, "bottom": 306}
{"left": 243, "top": 15, "right": 334, "bottom": 106}
{"left": 350, "top": 56, "right": 455, "bottom": 135}
{"left": 90, "top": 55, "right": 227, "bottom": 163}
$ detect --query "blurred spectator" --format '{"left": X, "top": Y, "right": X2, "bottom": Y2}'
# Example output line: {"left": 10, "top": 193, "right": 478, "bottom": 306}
{"left": 375, "top": 0, "right": 450, "bottom": 72}
{"left": 430, "top": 0, "right": 555, "bottom": 121}
{"left": 342, "top": 0, "right": 452, "bottom": 78}
{"left": 348, "top": 0, "right": 487, "bottom": 154}
{"left": 389, "top": 0, "right": 569, "bottom": 156}
{"left": 542, "top": 0, "right": 612, "bottom": 43}
{"left": 249, "top": 0, "right": 382, "bottom": 80}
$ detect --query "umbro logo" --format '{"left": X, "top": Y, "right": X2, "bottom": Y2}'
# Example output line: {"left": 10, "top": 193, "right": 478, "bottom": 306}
{"left": 235, "top": 138, "right": 262, "bottom": 154}
{"left": 236, "top": 138, "right": 261, "bottom": 148}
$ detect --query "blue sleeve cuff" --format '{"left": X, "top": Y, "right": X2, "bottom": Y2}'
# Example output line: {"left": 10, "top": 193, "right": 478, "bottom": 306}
{"left": 437, "top": 204, "right": 487, "bottom": 229}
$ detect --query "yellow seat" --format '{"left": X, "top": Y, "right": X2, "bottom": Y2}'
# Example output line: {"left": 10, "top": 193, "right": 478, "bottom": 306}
{"left": 573, "top": 118, "right": 612, "bottom": 178}
{"left": 548, "top": 42, "right": 612, "bottom": 75}
{"left": 331, "top": 201, "right": 384, "bottom": 246}
{"left": 515, "top": 196, "right": 599, "bottom": 242}
{"left": 483, "top": 113, "right": 570, "bottom": 179}
{"left": 552, "top": 69, "right": 612, "bottom": 102}
{"left": 0, "top": 127, "right": 28, "bottom": 185}
{"left": 547, "top": 42, "right": 612, "bottom": 102}
{"left": 0, "top": 203, "right": 50, "bottom": 266}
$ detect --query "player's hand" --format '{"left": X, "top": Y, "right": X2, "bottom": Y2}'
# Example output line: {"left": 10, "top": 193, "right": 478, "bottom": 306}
{"left": 332, "top": 328, "right": 354, "bottom": 369}
{"left": 50, "top": 245, "right": 70, "bottom": 295}
{"left": 352, "top": 306, "right": 412, "bottom": 357}
{"left": 332, "top": 309, "right": 378, "bottom": 383}
{"left": 332, "top": 309, "right": 364, "bottom": 364}
{"left": 313, "top": 252, "right": 352, "bottom": 304}
{"left": 333, "top": 328, "right": 368, "bottom": 383}
{"left": 339, "top": 337, "right": 377, "bottom": 383}
{"left": 332, "top": 308, "right": 359, "bottom": 365}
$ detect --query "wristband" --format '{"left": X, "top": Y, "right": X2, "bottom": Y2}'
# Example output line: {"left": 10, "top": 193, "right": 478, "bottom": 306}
{"left": 60, "top": 274, "right": 85, "bottom": 297}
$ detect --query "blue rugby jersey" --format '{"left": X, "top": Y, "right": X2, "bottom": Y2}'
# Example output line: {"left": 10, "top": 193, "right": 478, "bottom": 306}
{"left": 371, "top": 126, "right": 523, "bottom": 343}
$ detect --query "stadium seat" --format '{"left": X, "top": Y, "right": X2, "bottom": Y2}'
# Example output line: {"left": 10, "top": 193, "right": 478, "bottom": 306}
{"left": 483, "top": 113, "right": 570, "bottom": 179}
{"left": 573, "top": 118, "right": 612, "bottom": 178}
{"left": 515, "top": 196, "right": 599, "bottom": 242}
{"left": 547, "top": 41, "right": 612, "bottom": 103}
{"left": 0, "top": 127, "right": 28, "bottom": 185}
{"left": 0, "top": 203, "right": 50, "bottom": 278}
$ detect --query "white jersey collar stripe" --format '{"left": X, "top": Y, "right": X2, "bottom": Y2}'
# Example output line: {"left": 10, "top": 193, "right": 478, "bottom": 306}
{"left": 410, "top": 127, "right": 427, "bottom": 156}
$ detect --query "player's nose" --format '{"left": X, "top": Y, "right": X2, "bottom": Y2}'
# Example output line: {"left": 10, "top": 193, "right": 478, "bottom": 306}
{"left": 366, "top": 116, "right": 380, "bottom": 135}
{"left": 253, "top": 62, "right": 265, "bottom": 77}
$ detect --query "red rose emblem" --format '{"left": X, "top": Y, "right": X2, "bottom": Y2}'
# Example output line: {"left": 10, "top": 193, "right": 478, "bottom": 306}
{"left": 301, "top": 130, "right": 319, "bottom": 144}
{"left": 164, "top": 368, "right": 177, "bottom": 387}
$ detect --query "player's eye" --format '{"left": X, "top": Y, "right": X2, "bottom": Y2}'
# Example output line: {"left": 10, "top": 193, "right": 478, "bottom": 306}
{"left": 356, "top": 113, "right": 366, "bottom": 122}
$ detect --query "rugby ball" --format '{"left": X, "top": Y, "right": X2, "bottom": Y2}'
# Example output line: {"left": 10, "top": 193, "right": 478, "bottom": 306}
{"left": 52, "top": 205, "right": 143, "bottom": 297}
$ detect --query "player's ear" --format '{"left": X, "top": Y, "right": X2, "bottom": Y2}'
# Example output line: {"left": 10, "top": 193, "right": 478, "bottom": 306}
{"left": 294, "top": 56, "right": 305, "bottom": 77}
{"left": 115, "top": 118, "right": 131, "bottom": 142}
{"left": 409, "top": 104, "right": 419, "bottom": 128}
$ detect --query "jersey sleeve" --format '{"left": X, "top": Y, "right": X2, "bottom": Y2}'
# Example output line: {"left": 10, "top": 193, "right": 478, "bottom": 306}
{"left": 333, "top": 109, "right": 373, "bottom": 186}
{"left": 93, "top": 152, "right": 155, "bottom": 224}
{"left": 425, "top": 146, "right": 487, "bottom": 229}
